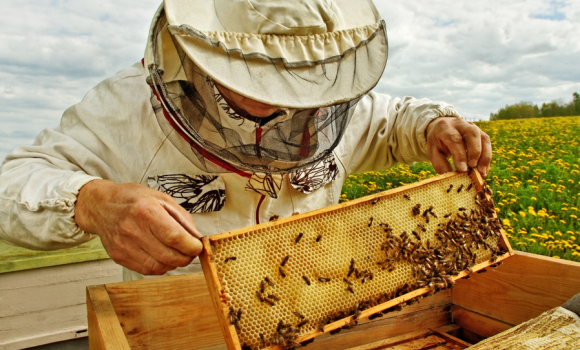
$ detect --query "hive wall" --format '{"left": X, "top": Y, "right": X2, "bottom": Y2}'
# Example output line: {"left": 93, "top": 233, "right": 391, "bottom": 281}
{"left": 204, "top": 171, "right": 511, "bottom": 350}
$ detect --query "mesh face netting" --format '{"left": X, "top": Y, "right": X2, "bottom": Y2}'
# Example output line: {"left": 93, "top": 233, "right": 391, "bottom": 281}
{"left": 147, "top": 13, "right": 364, "bottom": 175}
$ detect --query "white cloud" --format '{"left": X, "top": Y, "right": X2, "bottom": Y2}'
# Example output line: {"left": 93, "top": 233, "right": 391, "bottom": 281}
{"left": 0, "top": 0, "right": 579, "bottom": 160}
{"left": 374, "top": 0, "right": 580, "bottom": 120}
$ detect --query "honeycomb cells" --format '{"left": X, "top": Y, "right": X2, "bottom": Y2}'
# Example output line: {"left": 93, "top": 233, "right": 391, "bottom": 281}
{"left": 211, "top": 173, "right": 501, "bottom": 349}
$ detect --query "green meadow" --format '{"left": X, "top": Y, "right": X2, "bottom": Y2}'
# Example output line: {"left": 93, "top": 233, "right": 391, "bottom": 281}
{"left": 341, "top": 116, "right": 580, "bottom": 262}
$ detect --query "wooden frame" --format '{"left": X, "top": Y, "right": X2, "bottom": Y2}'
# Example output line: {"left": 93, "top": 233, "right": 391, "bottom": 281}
{"left": 198, "top": 170, "right": 512, "bottom": 349}
{"left": 87, "top": 251, "right": 580, "bottom": 350}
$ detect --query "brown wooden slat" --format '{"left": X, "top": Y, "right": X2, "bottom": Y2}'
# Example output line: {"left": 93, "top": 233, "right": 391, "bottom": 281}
{"left": 199, "top": 237, "right": 242, "bottom": 350}
{"left": 344, "top": 330, "right": 432, "bottom": 350}
{"left": 452, "top": 251, "right": 580, "bottom": 325}
{"left": 451, "top": 306, "right": 512, "bottom": 339}
{"left": 104, "top": 274, "right": 226, "bottom": 350}
{"left": 429, "top": 328, "right": 471, "bottom": 348}
{"left": 308, "top": 304, "right": 452, "bottom": 350}
{"left": 86, "top": 285, "right": 131, "bottom": 350}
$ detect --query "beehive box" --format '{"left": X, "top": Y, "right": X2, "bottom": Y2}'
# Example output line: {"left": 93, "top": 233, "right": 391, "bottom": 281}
{"left": 199, "top": 170, "right": 513, "bottom": 350}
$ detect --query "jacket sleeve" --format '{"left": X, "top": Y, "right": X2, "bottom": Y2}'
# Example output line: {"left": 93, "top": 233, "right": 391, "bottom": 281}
{"left": 335, "top": 91, "right": 463, "bottom": 175}
{"left": 0, "top": 62, "right": 160, "bottom": 250}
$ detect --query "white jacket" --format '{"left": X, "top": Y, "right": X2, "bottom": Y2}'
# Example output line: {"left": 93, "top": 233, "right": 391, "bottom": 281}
{"left": 0, "top": 62, "right": 461, "bottom": 280}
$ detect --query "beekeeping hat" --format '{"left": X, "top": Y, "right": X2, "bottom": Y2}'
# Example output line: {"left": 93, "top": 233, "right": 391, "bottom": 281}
{"left": 146, "top": 0, "right": 388, "bottom": 108}
{"left": 143, "top": 0, "right": 388, "bottom": 179}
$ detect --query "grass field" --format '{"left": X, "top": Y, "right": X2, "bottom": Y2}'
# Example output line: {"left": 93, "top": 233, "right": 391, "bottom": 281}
{"left": 340, "top": 116, "right": 580, "bottom": 262}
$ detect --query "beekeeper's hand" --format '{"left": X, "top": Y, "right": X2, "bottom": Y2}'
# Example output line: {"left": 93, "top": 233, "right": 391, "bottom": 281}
{"left": 426, "top": 117, "right": 492, "bottom": 177}
{"left": 74, "top": 179, "right": 203, "bottom": 275}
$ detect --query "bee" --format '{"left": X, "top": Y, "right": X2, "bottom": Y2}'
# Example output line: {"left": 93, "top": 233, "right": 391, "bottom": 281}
{"left": 264, "top": 298, "right": 275, "bottom": 306}
{"left": 237, "top": 308, "right": 243, "bottom": 320}
{"left": 467, "top": 183, "right": 473, "bottom": 191}
{"left": 269, "top": 215, "right": 279, "bottom": 222}
{"left": 256, "top": 291, "right": 265, "bottom": 302}
{"left": 361, "top": 274, "right": 369, "bottom": 284}
{"left": 329, "top": 328, "right": 342, "bottom": 335}
{"left": 297, "top": 319, "right": 309, "bottom": 328}
{"left": 372, "top": 198, "right": 380, "bottom": 205}
{"left": 417, "top": 223, "right": 427, "bottom": 232}
{"left": 295, "top": 232, "right": 304, "bottom": 243}
{"left": 425, "top": 216, "right": 430, "bottom": 224}
{"left": 349, "top": 258, "right": 355, "bottom": 270}
{"left": 293, "top": 311, "right": 305, "bottom": 319}
{"left": 276, "top": 320, "right": 284, "bottom": 333}
{"left": 302, "top": 275, "right": 311, "bottom": 286}
{"left": 412, "top": 231, "right": 421, "bottom": 240}
{"left": 318, "top": 277, "right": 331, "bottom": 283}
{"left": 281, "top": 255, "right": 290, "bottom": 266}
{"left": 412, "top": 204, "right": 422, "bottom": 216}
{"left": 447, "top": 184, "right": 454, "bottom": 193}
{"left": 316, "top": 234, "right": 323, "bottom": 242}
{"left": 259, "top": 333, "right": 265, "bottom": 346}
{"left": 224, "top": 256, "right": 237, "bottom": 263}
{"left": 444, "top": 213, "right": 452, "bottom": 218}
{"left": 347, "top": 267, "right": 355, "bottom": 277}
{"left": 458, "top": 207, "right": 466, "bottom": 211}
{"left": 268, "top": 294, "right": 280, "bottom": 302}
{"left": 343, "top": 278, "right": 353, "bottom": 286}
{"left": 318, "top": 316, "right": 330, "bottom": 332}
{"left": 346, "top": 286, "right": 354, "bottom": 294}
{"left": 403, "top": 194, "right": 411, "bottom": 201}
{"left": 457, "top": 184, "right": 464, "bottom": 193}
{"left": 368, "top": 217, "right": 374, "bottom": 227}
{"left": 477, "top": 269, "right": 488, "bottom": 274}
{"left": 264, "top": 276, "right": 275, "bottom": 287}
{"left": 279, "top": 266, "right": 286, "bottom": 278}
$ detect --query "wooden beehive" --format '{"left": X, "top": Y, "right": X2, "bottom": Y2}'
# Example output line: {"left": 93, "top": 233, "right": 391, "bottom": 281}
{"left": 199, "top": 170, "right": 513, "bottom": 350}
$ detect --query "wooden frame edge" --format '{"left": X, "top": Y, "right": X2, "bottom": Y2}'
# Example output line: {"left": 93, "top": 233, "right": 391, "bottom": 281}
{"left": 86, "top": 285, "right": 131, "bottom": 350}
{"left": 199, "top": 237, "right": 242, "bottom": 350}
{"left": 468, "top": 169, "right": 514, "bottom": 256}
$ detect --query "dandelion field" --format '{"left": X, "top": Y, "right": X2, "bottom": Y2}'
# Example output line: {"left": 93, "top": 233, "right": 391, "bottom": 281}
{"left": 340, "top": 116, "right": 580, "bottom": 262}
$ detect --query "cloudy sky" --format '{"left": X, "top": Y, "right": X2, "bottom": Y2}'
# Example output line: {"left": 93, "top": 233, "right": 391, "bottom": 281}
{"left": 1, "top": 0, "right": 579, "bottom": 160}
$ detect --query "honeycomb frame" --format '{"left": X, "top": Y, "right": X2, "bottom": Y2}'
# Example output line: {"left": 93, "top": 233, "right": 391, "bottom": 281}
{"left": 199, "top": 170, "right": 513, "bottom": 350}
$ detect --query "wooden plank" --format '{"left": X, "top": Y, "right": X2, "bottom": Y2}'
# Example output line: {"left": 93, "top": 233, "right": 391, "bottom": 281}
{"left": 349, "top": 330, "right": 433, "bottom": 350}
{"left": 305, "top": 305, "right": 452, "bottom": 350}
{"left": 451, "top": 306, "right": 512, "bottom": 339}
{"left": 343, "top": 330, "right": 431, "bottom": 350}
{"left": 429, "top": 328, "right": 471, "bottom": 348}
{"left": 452, "top": 251, "right": 580, "bottom": 325}
{"left": 86, "top": 285, "right": 130, "bottom": 350}
{"left": 199, "top": 238, "right": 241, "bottom": 350}
{"left": 104, "top": 273, "right": 227, "bottom": 350}
{"left": 431, "top": 324, "right": 461, "bottom": 334}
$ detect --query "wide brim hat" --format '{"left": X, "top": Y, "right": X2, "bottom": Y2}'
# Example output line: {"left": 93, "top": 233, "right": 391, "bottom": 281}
{"left": 145, "top": 0, "right": 388, "bottom": 109}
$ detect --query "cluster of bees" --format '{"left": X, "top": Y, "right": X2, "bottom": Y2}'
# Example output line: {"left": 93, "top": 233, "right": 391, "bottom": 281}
{"left": 232, "top": 181, "right": 506, "bottom": 350}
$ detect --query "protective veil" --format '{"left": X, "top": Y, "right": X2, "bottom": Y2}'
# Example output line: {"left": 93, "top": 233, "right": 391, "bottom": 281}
{"left": 144, "top": 0, "right": 388, "bottom": 197}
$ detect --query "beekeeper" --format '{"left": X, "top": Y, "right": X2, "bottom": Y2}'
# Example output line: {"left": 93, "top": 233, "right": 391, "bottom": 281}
{"left": 0, "top": 0, "right": 491, "bottom": 280}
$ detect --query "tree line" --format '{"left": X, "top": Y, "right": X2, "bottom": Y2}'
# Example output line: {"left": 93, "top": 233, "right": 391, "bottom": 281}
{"left": 490, "top": 92, "right": 580, "bottom": 120}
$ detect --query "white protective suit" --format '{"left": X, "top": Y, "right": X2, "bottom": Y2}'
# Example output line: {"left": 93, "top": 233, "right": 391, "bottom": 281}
{"left": 0, "top": 60, "right": 461, "bottom": 280}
